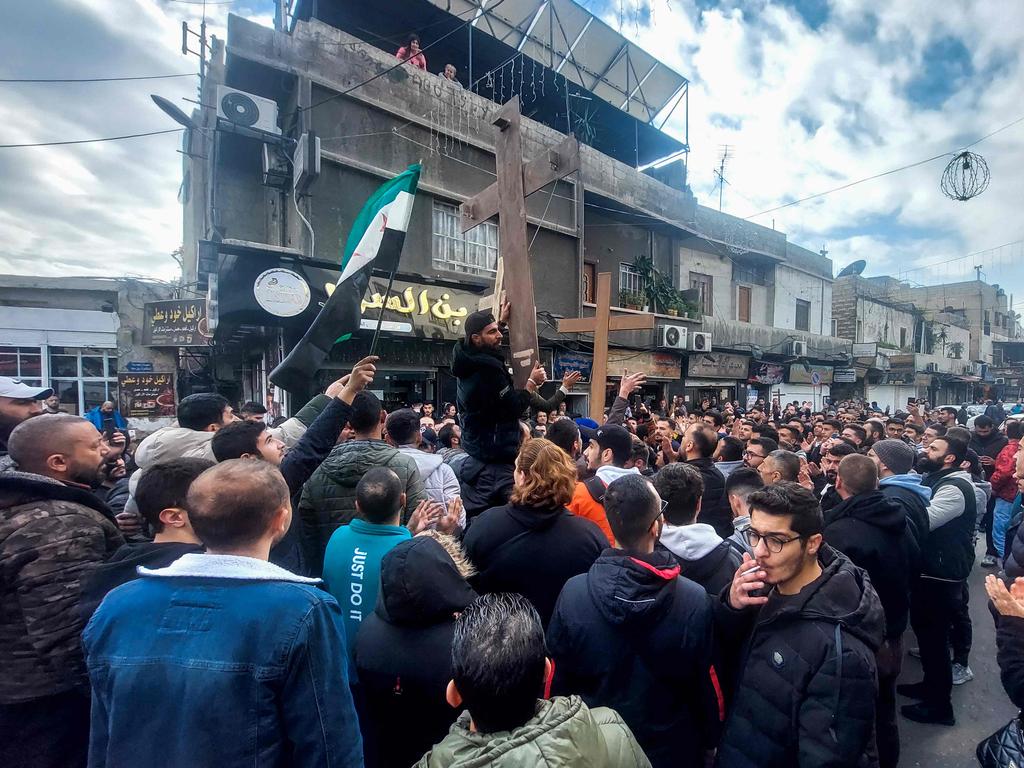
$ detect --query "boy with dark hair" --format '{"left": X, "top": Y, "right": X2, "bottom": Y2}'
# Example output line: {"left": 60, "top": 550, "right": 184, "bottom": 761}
{"left": 717, "top": 482, "right": 884, "bottom": 767}
{"left": 655, "top": 463, "right": 743, "bottom": 594}
{"left": 548, "top": 474, "right": 720, "bottom": 768}
{"left": 239, "top": 401, "right": 268, "bottom": 422}
{"left": 84, "top": 460, "right": 363, "bottom": 767}
{"left": 79, "top": 458, "right": 213, "bottom": 622}
{"left": 419, "top": 593, "right": 649, "bottom": 767}
{"left": 724, "top": 467, "right": 764, "bottom": 555}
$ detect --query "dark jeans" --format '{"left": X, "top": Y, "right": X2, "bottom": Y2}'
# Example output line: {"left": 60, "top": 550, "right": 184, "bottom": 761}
{"left": 950, "top": 579, "right": 972, "bottom": 667}
{"left": 457, "top": 456, "right": 514, "bottom": 521}
{"left": 910, "top": 578, "right": 964, "bottom": 712}
{"left": 0, "top": 690, "right": 90, "bottom": 768}
{"left": 877, "top": 636, "right": 902, "bottom": 768}
{"left": 983, "top": 494, "right": 999, "bottom": 557}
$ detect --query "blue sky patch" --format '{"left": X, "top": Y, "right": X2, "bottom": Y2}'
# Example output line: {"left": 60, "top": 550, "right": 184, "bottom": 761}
{"left": 905, "top": 36, "right": 975, "bottom": 109}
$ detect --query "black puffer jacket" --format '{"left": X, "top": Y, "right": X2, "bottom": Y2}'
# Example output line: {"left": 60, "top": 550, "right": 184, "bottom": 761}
{"left": 463, "top": 502, "right": 605, "bottom": 627}
{"left": 995, "top": 615, "right": 1024, "bottom": 710}
{"left": 452, "top": 340, "right": 531, "bottom": 464}
{"left": 824, "top": 491, "right": 913, "bottom": 638}
{"left": 715, "top": 546, "right": 884, "bottom": 768}
{"left": 687, "top": 457, "right": 732, "bottom": 538}
{"left": 354, "top": 535, "right": 477, "bottom": 768}
{"left": 547, "top": 548, "right": 720, "bottom": 768}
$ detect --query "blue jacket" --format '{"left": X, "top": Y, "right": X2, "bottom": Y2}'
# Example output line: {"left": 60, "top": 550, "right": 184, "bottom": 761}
{"left": 85, "top": 407, "right": 127, "bottom": 432}
{"left": 83, "top": 553, "right": 363, "bottom": 767}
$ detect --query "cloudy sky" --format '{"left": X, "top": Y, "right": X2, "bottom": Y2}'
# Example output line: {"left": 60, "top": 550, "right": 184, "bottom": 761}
{"left": 3, "top": 0, "right": 1022, "bottom": 298}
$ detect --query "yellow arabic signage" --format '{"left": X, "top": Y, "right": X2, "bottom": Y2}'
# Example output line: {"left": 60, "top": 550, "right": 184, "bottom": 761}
{"left": 333, "top": 279, "right": 477, "bottom": 340}
{"left": 143, "top": 300, "right": 212, "bottom": 347}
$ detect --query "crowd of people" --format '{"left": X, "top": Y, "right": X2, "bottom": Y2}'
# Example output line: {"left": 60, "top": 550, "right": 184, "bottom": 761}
{"left": 3, "top": 300, "right": 1024, "bottom": 767}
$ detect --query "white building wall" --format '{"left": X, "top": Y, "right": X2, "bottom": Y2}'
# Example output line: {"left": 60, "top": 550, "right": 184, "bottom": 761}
{"left": 679, "top": 247, "right": 733, "bottom": 319}
{"left": 773, "top": 265, "right": 829, "bottom": 335}
{"left": 856, "top": 299, "right": 916, "bottom": 348}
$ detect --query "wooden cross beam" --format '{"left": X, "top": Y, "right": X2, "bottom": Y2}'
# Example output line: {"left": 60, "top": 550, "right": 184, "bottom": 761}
{"left": 461, "top": 95, "right": 580, "bottom": 388}
{"left": 558, "top": 272, "right": 655, "bottom": 421}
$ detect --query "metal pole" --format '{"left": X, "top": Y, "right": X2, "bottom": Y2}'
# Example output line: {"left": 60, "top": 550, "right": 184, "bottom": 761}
{"left": 369, "top": 270, "right": 398, "bottom": 357}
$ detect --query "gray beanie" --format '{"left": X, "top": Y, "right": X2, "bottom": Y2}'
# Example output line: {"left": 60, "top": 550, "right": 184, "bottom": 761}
{"left": 872, "top": 439, "right": 916, "bottom": 475}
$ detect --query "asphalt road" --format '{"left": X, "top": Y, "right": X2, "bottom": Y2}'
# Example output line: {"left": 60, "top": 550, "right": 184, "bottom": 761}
{"left": 897, "top": 540, "right": 1018, "bottom": 767}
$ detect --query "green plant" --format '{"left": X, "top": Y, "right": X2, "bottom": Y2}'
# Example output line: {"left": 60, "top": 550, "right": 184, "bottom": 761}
{"left": 619, "top": 289, "right": 644, "bottom": 308}
{"left": 948, "top": 340, "right": 964, "bottom": 360}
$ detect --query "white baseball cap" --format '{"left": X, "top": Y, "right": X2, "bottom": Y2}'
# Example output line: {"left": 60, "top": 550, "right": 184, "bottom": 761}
{"left": 0, "top": 377, "right": 54, "bottom": 400}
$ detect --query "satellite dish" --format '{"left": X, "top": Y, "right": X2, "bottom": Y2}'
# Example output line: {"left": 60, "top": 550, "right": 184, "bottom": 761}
{"left": 836, "top": 260, "right": 866, "bottom": 278}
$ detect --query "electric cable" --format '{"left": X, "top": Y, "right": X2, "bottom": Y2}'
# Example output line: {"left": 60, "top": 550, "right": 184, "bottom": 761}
{"left": 0, "top": 73, "right": 196, "bottom": 83}
{"left": 0, "top": 128, "right": 182, "bottom": 149}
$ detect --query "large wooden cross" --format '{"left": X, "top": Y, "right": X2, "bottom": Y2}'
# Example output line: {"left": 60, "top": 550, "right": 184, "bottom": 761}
{"left": 558, "top": 272, "right": 655, "bottom": 421}
{"left": 461, "top": 95, "right": 580, "bottom": 388}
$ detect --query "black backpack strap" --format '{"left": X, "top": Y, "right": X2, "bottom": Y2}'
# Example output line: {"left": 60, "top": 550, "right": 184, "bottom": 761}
{"left": 584, "top": 476, "right": 607, "bottom": 504}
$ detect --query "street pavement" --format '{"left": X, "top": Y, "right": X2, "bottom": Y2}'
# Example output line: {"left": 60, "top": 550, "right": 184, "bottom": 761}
{"left": 897, "top": 540, "right": 1018, "bottom": 767}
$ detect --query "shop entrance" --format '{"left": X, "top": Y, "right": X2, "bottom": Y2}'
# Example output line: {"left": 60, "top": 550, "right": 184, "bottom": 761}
{"left": 371, "top": 370, "right": 435, "bottom": 413}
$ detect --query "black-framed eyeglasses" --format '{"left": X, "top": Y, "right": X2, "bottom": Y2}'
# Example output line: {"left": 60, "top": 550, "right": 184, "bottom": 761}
{"left": 660, "top": 499, "right": 669, "bottom": 514}
{"left": 742, "top": 450, "right": 764, "bottom": 459}
{"left": 745, "top": 529, "right": 803, "bottom": 554}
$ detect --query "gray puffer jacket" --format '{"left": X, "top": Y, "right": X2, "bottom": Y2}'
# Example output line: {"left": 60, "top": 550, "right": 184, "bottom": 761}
{"left": 397, "top": 445, "right": 461, "bottom": 506}
{"left": 298, "top": 439, "right": 426, "bottom": 576}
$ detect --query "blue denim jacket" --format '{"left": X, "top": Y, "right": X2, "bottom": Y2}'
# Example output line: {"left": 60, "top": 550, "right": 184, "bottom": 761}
{"left": 83, "top": 554, "right": 363, "bottom": 767}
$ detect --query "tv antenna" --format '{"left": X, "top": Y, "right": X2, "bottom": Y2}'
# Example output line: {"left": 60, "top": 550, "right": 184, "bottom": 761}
{"left": 713, "top": 145, "right": 732, "bottom": 211}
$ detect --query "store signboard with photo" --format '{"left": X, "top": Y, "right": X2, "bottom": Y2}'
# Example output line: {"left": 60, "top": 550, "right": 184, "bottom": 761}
{"left": 118, "top": 373, "right": 176, "bottom": 418}
{"left": 788, "top": 364, "right": 834, "bottom": 384}
{"left": 748, "top": 361, "right": 785, "bottom": 385}
{"left": 687, "top": 352, "right": 748, "bottom": 380}
{"left": 142, "top": 300, "right": 212, "bottom": 347}
{"left": 608, "top": 350, "right": 681, "bottom": 381}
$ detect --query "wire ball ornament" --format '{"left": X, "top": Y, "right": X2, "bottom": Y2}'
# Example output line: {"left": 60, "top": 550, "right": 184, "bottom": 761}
{"left": 941, "top": 150, "right": 990, "bottom": 201}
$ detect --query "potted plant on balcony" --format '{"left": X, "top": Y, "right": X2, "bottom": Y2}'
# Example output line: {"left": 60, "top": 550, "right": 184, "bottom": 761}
{"left": 619, "top": 289, "right": 644, "bottom": 310}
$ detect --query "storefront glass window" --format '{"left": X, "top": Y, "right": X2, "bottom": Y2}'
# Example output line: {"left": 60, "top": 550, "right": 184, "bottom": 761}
{"left": 0, "top": 347, "right": 43, "bottom": 386}
{"left": 48, "top": 347, "right": 119, "bottom": 416}
{"left": 431, "top": 201, "right": 499, "bottom": 276}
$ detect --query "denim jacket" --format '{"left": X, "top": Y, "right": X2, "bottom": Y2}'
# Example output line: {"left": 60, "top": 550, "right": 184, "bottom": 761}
{"left": 83, "top": 553, "right": 363, "bottom": 767}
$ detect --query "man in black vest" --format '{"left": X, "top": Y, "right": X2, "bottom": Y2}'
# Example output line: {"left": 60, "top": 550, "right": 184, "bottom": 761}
{"left": 898, "top": 434, "right": 977, "bottom": 725}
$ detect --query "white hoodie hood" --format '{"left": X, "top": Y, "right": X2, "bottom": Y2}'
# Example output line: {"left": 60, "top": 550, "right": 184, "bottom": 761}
{"left": 595, "top": 465, "right": 640, "bottom": 486}
{"left": 660, "top": 523, "right": 723, "bottom": 562}
{"left": 397, "top": 445, "right": 444, "bottom": 480}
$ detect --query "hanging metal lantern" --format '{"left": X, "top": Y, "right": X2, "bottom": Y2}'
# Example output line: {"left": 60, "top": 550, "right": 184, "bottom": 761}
{"left": 941, "top": 150, "right": 990, "bottom": 201}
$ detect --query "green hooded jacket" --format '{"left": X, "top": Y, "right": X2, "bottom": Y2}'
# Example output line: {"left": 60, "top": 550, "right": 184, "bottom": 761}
{"left": 415, "top": 695, "right": 651, "bottom": 768}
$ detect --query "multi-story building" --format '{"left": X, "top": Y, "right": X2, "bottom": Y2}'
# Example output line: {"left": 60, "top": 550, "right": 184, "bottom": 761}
{"left": 178, "top": 1, "right": 847, "bottom": 415}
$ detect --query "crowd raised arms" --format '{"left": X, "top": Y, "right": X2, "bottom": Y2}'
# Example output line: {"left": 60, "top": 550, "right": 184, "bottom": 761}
{"left": 3, "top": 299, "right": 1024, "bottom": 767}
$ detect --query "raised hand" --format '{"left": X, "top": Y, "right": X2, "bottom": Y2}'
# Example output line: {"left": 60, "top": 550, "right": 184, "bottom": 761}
{"left": 334, "top": 356, "right": 379, "bottom": 403}
{"left": 728, "top": 553, "right": 769, "bottom": 609}
{"left": 562, "top": 370, "right": 582, "bottom": 390}
{"left": 617, "top": 370, "right": 647, "bottom": 400}
{"left": 407, "top": 499, "right": 440, "bottom": 535}
{"left": 529, "top": 362, "right": 547, "bottom": 387}
{"left": 436, "top": 497, "right": 462, "bottom": 534}
{"left": 499, "top": 298, "right": 511, "bottom": 324}
{"left": 986, "top": 574, "right": 1024, "bottom": 618}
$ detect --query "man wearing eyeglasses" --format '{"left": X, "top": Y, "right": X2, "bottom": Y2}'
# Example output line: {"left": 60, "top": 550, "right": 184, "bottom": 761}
{"left": 741, "top": 437, "right": 776, "bottom": 470}
{"left": 715, "top": 482, "right": 884, "bottom": 768}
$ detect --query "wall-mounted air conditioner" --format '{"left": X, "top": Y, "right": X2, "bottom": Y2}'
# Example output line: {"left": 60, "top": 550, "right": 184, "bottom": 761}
{"left": 690, "top": 332, "right": 712, "bottom": 352}
{"left": 658, "top": 325, "right": 687, "bottom": 350}
{"left": 217, "top": 85, "right": 281, "bottom": 135}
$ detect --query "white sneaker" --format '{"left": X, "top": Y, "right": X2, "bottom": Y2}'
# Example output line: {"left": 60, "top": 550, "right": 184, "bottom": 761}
{"left": 952, "top": 663, "right": 974, "bottom": 685}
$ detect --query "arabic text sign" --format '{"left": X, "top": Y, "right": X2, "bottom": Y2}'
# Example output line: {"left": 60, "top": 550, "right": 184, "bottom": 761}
{"left": 356, "top": 278, "right": 478, "bottom": 340}
{"left": 143, "top": 300, "right": 212, "bottom": 347}
{"left": 608, "top": 349, "right": 681, "bottom": 381}
{"left": 554, "top": 352, "right": 593, "bottom": 384}
{"left": 118, "top": 373, "right": 175, "bottom": 419}
{"left": 687, "top": 352, "right": 749, "bottom": 379}
{"left": 833, "top": 368, "right": 857, "bottom": 383}
{"left": 747, "top": 361, "right": 785, "bottom": 385}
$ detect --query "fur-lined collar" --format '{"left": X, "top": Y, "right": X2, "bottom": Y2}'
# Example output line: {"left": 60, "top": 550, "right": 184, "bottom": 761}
{"left": 138, "top": 553, "right": 321, "bottom": 584}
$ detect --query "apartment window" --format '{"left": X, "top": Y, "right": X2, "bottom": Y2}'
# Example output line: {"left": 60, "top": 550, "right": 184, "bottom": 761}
{"left": 583, "top": 262, "right": 596, "bottom": 303}
{"left": 737, "top": 286, "right": 752, "bottom": 323}
{"left": 733, "top": 263, "right": 768, "bottom": 286}
{"left": 795, "top": 299, "right": 811, "bottom": 331}
{"left": 432, "top": 201, "right": 499, "bottom": 276}
{"left": 899, "top": 327, "right": 907, "bottom": 348}
{"left": 619, "top": 263, "right": 646, "bottom": 302}
{"left": 831, "top": 319, "right": 839, "bottom": 336}
{"left": 0, "top": 347, "right": 43, "bottom": 387}
{"left": 49, "top": 347, "right": 119, "bottom": 416}
{"left": 690, "top": 272, "right": 714, "bottom": 316}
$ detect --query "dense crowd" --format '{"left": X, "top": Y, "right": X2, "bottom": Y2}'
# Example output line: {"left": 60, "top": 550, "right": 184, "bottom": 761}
{"left": 3, "top": 300, "right": 1024, "bottom": 767}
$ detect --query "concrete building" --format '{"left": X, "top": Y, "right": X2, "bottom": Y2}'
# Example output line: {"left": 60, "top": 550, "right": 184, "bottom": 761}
{"left": 0, "top": 276, "right": 178, "bottom": 435}
{"left": 179, "top": 1, "right": 847, "bottom": 414}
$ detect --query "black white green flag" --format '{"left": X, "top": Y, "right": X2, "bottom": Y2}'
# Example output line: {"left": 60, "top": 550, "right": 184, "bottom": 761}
{"left": 270, "top": 164, "right": 420, "bottom": 392}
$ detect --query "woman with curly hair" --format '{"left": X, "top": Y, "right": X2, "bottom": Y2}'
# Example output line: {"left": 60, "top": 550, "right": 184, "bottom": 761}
{"left": 463, "top": 438, "right": 607, "bottom": 627}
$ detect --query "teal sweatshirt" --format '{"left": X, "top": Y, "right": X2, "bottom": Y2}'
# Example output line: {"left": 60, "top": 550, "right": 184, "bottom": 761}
{"left": 322, "top": 518, "right": 411, "bottom": 659}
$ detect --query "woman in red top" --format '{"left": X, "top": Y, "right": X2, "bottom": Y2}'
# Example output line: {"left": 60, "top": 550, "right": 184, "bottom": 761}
{"left": 396, "top": 34, "right": 427, "bottom": 70}
{"left": 991, "top": 420, "right": 1024, "bottom": 559}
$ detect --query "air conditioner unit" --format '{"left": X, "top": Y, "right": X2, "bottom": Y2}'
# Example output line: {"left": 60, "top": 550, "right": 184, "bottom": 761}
{"left": 657, "top": 325, "right": 687, "bottom": 350}
{"left": 925, "top": 362, "right": 938, "bottom": 373}
{"left": 216, "top": 85, "right": 281, "bottom": 135}
{"left": 786, "top": 340, "right": 807, "bottom": 356}
{"left": 690, "top": 332, "right": 712, "bottom": 352}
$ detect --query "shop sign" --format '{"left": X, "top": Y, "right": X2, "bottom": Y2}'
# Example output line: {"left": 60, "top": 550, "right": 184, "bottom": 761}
{"left": 357, "top": 276, "right": 479, "bottom": 341}
{"left": 852, "top": 342, "right": 877, "bottom": 358}
{"left": 554, "top": 351, "right": 593, "bottom": 383}
{"left": 118, "top": 373, "right": 175, "bottom": 418}
{"left": 125, "top": 361, "right": 154, "bottom": 373}
{"left": 142, "top": 300, "right": 212, "bottom": 347}
{"left": 833, "top": 368, "right": 857, "bottom": 383}
{"left": 788, "top": 364, "right": 834, "bottom": 384}
{"left": 253, "top": 268, "right": 311, "bottom": 318}
{"left": 609, "top": 349, "right": 681, "bottom": 381}
{"left": 687, "top": 352, "right": 748, "bottom": 380}
{"left": 748, "top": 361, "right": 784, "bottom": 385}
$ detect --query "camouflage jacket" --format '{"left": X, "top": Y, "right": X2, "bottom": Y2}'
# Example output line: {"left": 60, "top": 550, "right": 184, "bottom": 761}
{"left": 0, "top": 468, "right": 124, "bottom": 703}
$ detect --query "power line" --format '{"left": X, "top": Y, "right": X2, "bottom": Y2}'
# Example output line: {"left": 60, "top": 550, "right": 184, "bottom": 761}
{"left": 0, "top": 73, "right": 196, "bottom": 83}
{"left": 0, "top": 128, "right": 182, "bottom": 149}
{"left": 747, "top": 114, "right": 1024, "bottom": 220}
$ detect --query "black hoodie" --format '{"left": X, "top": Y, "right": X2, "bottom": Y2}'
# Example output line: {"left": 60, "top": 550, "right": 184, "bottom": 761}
{"left": 824, "top": 490, "right": 913, "bottom": 638}
{"left": 547, "top": 548, "right": 719, "bottom": 768}
{"left": 78, "top": 541, "right": 203, "bottom": 623}
{"left": 463, "top": 501, "right": 606, "bottom": 626}
{"left": 716, "top": 546, "right": 884, "bottom": 768}
{"left": 354, "top": 536, "right": 477, "bottom": 768}
{"left": 451, "top": 339, "right": 531, "bottom": 464}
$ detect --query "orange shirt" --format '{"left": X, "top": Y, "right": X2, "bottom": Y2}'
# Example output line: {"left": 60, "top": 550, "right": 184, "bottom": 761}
{"left": 567, "top": 481, "right": 615, "bottom": 546}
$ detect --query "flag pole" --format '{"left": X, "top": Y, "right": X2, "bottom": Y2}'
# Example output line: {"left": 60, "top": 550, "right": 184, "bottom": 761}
{"left": 369, "top": 157, "right": 421, "bottom": 358}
